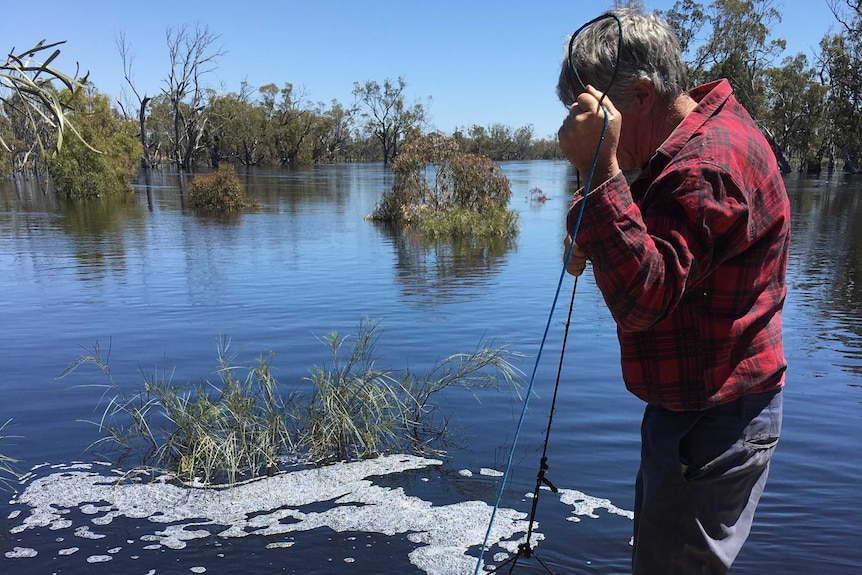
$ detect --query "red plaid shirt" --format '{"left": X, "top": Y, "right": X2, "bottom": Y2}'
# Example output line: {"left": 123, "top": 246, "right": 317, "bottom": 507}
{"left": 567, "top": 79, "right": 790, "bottom": 411}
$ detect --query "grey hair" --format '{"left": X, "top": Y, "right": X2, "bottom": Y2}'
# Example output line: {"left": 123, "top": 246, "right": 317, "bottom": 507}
{"left": 557, "top": 7, "right": 688, "bottom": 109}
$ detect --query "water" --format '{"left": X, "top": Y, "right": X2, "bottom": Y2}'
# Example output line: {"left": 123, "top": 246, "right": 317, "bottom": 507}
{"left": 0, "top": 163, "right": 859, "bottom": 574}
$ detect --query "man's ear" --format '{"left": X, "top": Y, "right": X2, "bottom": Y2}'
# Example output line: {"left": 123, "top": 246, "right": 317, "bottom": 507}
{"left": 632, "top": 79, "right": 656, "bottom": 113}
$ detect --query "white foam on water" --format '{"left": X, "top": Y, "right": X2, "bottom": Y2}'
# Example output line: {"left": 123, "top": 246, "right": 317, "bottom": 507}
{"left": 74, "top": 525, "right": 106, "bottom": 539}
{"left": 265, "top": 541, "right": 295, "bottom": 549}
{"left": 5, "top": 547, "right": 37, "bottom": 558}
{"left": 555, "top": 487, "right": 634, "bottom": 521}
{"left": 6, "top": 455, "right": 632, "bottom": 574}
{"left": 86, "top": 554, "right": 112, "bottom": 563}
{"left": 58, "top": 547, "right": 79, "bottom": 555}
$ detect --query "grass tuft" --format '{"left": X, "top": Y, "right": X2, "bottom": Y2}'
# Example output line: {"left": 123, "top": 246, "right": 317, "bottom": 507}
{"left": 0, "top": 419, "right": 20, "bottom": 490}
{"left": 63, "top": 320, "right": 522, "bottom": 486}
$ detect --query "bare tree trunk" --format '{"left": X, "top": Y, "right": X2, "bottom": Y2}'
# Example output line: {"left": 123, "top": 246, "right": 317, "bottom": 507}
{"left": 765, "top": 135, "right": 792, "bottom": 174}
{"left": 139, "top": 96, "right": 151, "bottom": 169}
{"left": 117, "top": 33, "right": 154, "bottom": 170}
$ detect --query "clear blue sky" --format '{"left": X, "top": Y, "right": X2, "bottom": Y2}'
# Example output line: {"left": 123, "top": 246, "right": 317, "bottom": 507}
{"left": 2, "top": 0, "right": 840, "bottom": 139}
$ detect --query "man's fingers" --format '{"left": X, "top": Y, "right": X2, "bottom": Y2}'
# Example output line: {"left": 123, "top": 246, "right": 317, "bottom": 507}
{"left": 584, "top": 84, "right": 619, "bottom": 117}
{"left": 563, "top": 236, "right": 587, "bottom": 277}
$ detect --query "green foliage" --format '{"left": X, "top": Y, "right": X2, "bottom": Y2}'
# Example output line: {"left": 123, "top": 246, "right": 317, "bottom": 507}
{"left": 64, "top": 320, "right": 522, "bottom": 485}
{"left": 661, "top": 0, "right": 862, "bottom": 172}
{"left": 187, "top": 164, "right": 258, "bottom": 213}
{"left": 203, "top": 84, "right": 268, "bottom": 166}
{"left": 369, "top": 132, "right": 518, "bottom": 238}
{"left": 301, "top": 319, "right": 521, "bottom": 463}
{"left": 46, "top": 90, "right": 141, "bottom": 198}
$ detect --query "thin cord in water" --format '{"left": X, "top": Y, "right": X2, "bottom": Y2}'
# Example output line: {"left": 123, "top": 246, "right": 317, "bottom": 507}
{"left": 472, "top": 14, "right": 621, "bottom": 574}
{"left": 472, "top": 108, "right": 609, "bottom": 575}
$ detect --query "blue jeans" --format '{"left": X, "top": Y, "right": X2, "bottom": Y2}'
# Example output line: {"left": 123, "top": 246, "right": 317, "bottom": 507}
{"left": 632, "top": 389, "right": 783, "bottom": 574}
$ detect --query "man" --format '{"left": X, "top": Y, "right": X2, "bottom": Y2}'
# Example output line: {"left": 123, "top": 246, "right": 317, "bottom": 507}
{"left": 556, "top": 7, "right": 790, "bottom": 575}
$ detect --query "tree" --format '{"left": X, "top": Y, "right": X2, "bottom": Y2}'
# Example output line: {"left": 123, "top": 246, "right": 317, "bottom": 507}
{"left": 259, "top": 82, "right": 319, "bottom": 166}
{"left": 663, "top": 0, "right": 708, "bottom": 61}
{"left": 141, "top": 93, "right": 173, "bottom": 166}
{"left": 353, "top": 77, "right": 427, "bottom": 165}
{"left": 450, "top": 123, "right": 536, "bottom": 161}
{"left": 828, "top": 0, "right": 862, "bottom": 34}
{"left": 669, "top": 0, "right": 786, "bottom": 119}
{"left": 313, "top": 100, "right": 356, "bottom": 163}
{"left": 762, "top": 54, "right": 828, "bottom": 172}
{"left": 823, "top": 0, "right": 862, "bottom": 171}
{"left": 46, "top": 88, "right": 142, "bottom": 198}
{"left": 116, "top": 32, "right": 152, "bottom": 169}
{"left": 163, "top": 24, "right": 224, "bottom": 171}
{"left": 513, "top": 125, "right": 534, "bottom": 159}
{"left": 203, "top": 82, "right": 267, "bottom": 166}
{"left": 466, "top": 124, "right": 491, "bottom": 157}
{"left": 818, "top": 32, "right": 862, "bottom": 172}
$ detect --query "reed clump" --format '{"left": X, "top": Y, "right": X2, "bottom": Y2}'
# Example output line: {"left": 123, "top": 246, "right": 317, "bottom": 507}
{"left": 64, "top": 342, "right": 291, "bottom": 486}
{"left": 187, "top": 164, "right": 258, "bottom": 213}
{"left": 64, "top": 319, "right": 521, "bottom": 485}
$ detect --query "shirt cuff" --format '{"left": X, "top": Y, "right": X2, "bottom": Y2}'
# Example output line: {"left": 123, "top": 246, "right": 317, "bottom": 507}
{"left": 566, "top": 170, "right": 629, "bottom": 237}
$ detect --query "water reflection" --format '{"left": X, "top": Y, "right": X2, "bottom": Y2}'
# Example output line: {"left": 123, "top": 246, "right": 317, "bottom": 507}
{"left": 786, "top": 175, "right": 862, "bottom": 374}
{"left": 378, "top": 223, "right": 516, "bottom": 305}
{"left": 0, "top": 177, "right": 61, "bottom": 213}
{"left": 56, "top": 194, "right": 144, "bottom": 281}
{"left": 131, "top": 167, "right": 190, "bottom": 211}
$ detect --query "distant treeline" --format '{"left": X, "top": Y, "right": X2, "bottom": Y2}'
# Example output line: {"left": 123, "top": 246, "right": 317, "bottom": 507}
{"left": 2, "top": 0, "right": 861, "bottom": 179}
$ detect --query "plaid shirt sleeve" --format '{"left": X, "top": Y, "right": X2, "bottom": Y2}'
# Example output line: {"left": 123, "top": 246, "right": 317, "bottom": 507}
{"left": 566, "top": 80, "right": 790, "bottom": 411}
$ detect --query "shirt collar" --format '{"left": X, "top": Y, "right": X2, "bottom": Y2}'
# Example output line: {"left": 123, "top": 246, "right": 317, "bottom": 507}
{"left": 650, "top": 79, "right": 733, "bottom": 168}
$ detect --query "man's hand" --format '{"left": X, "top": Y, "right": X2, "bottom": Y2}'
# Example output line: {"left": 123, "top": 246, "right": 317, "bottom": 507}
{"left": 558, "top": 85, "right": 621, "bottom": 181}
{"left": 563, "top": 234, "right": 587, "bottom": 277}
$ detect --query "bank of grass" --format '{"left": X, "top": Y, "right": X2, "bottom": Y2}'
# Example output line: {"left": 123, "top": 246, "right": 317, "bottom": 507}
{"left": 64, "top": 319, "right": 521, "bottom": 486}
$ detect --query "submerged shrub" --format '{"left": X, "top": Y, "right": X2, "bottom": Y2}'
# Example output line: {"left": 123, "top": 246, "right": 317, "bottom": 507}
{"left": 187, "top": 164, "right": 258, "bottom": 213}
{"left": 368, "top": 132, "right": 518, "bottom": 237}
{"left": 64, "top": 320, "right": 522, "bottom": 485}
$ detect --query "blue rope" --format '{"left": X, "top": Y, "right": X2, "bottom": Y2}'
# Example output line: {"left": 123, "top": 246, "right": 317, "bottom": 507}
{"left": 472, "top": 106, "right": 610, "bottom": 574}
